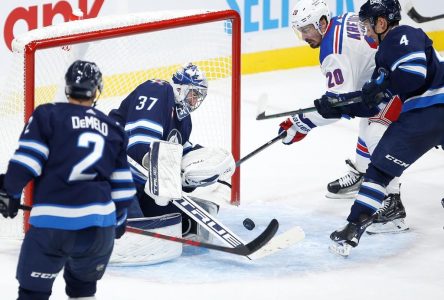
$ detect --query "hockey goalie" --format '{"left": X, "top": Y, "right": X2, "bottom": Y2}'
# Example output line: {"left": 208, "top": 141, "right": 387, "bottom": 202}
{"left": 108, "top": 63, "right": 236, "bottom": 265}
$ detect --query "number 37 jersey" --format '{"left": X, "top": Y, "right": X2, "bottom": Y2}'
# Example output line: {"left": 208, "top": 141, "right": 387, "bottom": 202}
{"left": 4, "top": 103, "right": 136, "bottom": 230}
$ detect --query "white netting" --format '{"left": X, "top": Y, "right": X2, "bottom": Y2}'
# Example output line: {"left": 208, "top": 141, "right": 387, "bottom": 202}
{"left": 0, "top": 10, "right": 239, "bottom": 238}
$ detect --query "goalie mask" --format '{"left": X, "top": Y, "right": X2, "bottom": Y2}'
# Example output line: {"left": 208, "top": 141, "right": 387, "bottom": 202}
{"left": 172, "top": 63, "right": 208, "bottom": 120}
{"left": 65, "top": 60, "right": 103, "bottom": 102}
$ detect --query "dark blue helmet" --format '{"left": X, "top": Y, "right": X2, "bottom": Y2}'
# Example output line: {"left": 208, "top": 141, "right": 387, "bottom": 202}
{"left": 359, "top": 0, "right": 401, "bottom": 24}
{"left": 65, "top": 60, "right": 103, "bottom": 100}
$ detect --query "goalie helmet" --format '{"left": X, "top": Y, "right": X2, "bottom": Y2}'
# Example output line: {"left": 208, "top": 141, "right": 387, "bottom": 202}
{"left": 65, "top": 60, "right": 103, "bottom": 100}
{"left": 291, "top": 0, "right": 331, "bottom": 35}
{"left": 172, "top": 63, "right": 208, "bottom": 120}
{"left": 359, "top": 0, "right": 402, "bottom": 26}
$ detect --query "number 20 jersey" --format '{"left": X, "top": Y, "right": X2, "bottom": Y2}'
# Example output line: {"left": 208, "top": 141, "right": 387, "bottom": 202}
{"left": 304, "top": 13, "right": 377, "bottom": 127}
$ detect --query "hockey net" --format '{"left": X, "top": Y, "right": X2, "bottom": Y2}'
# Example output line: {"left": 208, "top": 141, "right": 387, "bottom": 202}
{"left": 0, "top": 9, "right": 241, "bottom": 239}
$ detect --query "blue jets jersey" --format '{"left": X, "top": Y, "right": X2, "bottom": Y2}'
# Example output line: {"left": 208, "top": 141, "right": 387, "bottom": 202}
{"left": 4, "top": 103, "right": 136, "bottom": 230}
{"left": 109, "top": 80, "right": 193, "bottom": 184}
{"left": 374, "top": 25, "right": 444, "bottom": 113}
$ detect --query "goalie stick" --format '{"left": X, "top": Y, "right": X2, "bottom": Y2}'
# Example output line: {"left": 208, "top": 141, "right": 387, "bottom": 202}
{"left": 406, "top": 2, "right": 444, "bottom": 23}
{"left": 127, "top": 155, "right": 280, "bottom": 259}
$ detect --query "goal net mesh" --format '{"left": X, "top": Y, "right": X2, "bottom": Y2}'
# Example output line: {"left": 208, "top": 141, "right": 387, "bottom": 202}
{"left": 0, "top": 9, "right": 240, "bottom": 238}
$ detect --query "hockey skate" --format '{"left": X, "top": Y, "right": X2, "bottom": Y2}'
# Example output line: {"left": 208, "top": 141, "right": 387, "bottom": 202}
{"left": 326, "top": 159, "right": 364, "bottom": 199}
{"left": 329, "top": 215, "right": 374, "bottom": 257}
{"left": 367, "top": 193, "right": 409, "bottom": 234}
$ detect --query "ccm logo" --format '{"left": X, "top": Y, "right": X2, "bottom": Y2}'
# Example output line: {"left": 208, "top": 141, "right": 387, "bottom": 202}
{"left": 4, "top": 0, "right": 104, "bottom": 51}
{"left": 30, "top": 272, "right": 58, "bottom": 279}
{"left": 385, "top": 154, "right": 410, "bottom": 167}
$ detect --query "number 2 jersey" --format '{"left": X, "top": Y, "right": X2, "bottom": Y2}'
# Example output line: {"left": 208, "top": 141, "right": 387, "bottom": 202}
{"left": 109, "top": 79, "right": 193, "bottom": 184}
{"left": 3, "top": 103, "right": 136, "bottom": 230}
{"left": 373, "top": 25, "right": 444, "bottom": 113}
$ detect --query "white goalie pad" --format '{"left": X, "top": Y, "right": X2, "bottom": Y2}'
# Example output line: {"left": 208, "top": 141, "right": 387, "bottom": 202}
{"left": 181, "top": 147, "right": 235, "bottom": 188}
{"left": 110, "top": 213, "right": 182, "bottom": 266}
{"left": 143, "top": 141, "right": 183, "bottom": 206}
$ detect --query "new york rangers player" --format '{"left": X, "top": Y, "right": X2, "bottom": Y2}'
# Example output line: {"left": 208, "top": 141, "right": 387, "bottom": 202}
{"left": 326, "top": 0, "right": 444, "bottom": 256}
{"left": 0, "top": 60, "right": 136, "bottom": 299}
{"left": 278, "top": 0, "right": 406, "bottom": 233}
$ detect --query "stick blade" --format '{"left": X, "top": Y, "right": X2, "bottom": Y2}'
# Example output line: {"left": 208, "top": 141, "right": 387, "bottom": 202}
{"left": 255, "top": 93, "right": 268, "bottom": 120}
{"left": 248, "top": 226, "right": 305, "bottom": 260}
{"left": 245, "top": 219, "right": 279, "bottom": 256}
{"left": 256, "top": 111, "right": 266, "bottom": 120}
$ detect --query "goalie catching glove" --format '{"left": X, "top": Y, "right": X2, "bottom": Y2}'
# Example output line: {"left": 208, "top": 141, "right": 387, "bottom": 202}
{"left": 181, "top": 147, "right": 236, "bottom": 188}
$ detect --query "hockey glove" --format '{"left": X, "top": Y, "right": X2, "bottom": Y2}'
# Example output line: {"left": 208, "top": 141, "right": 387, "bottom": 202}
{"left": 0, "top": 174, "right": 20, "bottom": 219}
{"left": 361, "top": 68, "right": 390, "bottom": 108}
{"left": 0, "top": 189, "right": 20, "bottom": 219}
{"left": 314, "top": 94, "right": 344, "bottom": 119}
{"left": 279, "top": 114, "right": 312, "bottom": 145}
{"left": 115, "top": 209, "right": 128, "bottom": 239}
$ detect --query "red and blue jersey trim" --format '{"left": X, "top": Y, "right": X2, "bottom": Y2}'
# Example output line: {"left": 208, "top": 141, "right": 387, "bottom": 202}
{"left": 320, "top": 14, "right": 347, "bottom": 64}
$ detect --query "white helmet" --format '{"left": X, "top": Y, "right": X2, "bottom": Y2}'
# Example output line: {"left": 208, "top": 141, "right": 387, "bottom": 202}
{"left": 291, "top": 0, "right": 331, "bottom": 34}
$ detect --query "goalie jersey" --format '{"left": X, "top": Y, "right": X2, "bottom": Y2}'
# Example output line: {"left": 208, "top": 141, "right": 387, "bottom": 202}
{"left": 304, "top": 13, "right": 377, "bottom": 127}
{"left": 372, "top": 25, "right": 444, "bottom": 113}
{"left": 3, "top": 103, "right": 136, "bottom": 230}
{"left": 109, "top": 79, "right": 193, "bottom": 184}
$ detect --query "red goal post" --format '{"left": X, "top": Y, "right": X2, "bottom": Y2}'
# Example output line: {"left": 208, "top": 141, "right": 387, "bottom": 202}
{"left": 1, "top": 9, "right": 241, "bottom": 237}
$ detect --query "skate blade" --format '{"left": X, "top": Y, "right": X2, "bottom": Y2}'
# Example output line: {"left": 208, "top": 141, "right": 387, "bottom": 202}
{"left": 325, "top": 192, "right": 356, "bottom": 199}
{"left": 328, "top": 242, "right": 353, "bottom": 257}
{"left": 367, "top": 219, "right": 409, "bottom": 235}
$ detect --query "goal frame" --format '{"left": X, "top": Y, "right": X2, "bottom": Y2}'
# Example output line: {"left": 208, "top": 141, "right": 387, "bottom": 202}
{"left": 17, "top": 9, "right": 241, "bottom": 232}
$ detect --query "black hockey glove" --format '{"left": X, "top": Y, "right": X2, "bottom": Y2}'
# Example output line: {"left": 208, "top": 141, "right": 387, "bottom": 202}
{"left": 0, "top": 174, "right": 20, "bottom": 219}
{"left": 361, "top": 68, "right": 390, "bottom": 108}
{"left": 314, "top": 94, "right": 344, "bottom": 119}
{"left": 0, "top": 189, "right": 20, "bottom": 219}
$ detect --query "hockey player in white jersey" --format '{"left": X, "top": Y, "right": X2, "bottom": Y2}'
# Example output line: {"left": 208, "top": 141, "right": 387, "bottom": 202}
{"left": 278, "top": 0, "right": 407, "bottom": 233}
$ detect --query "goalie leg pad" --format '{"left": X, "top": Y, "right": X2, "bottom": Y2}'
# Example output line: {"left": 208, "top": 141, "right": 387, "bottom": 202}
{"left": 110, "top": 213, "right": 182, "bottom": 266}
{"left": 181, "top": 147, "right": 235, "bottom": 188}
{"left": 143, "top": 141, "right": 183, "bottom": 206}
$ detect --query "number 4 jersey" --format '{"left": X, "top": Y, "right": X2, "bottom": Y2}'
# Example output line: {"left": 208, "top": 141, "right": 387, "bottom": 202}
{"left": 3, "top": 103, "right": 136, "bottom": 230}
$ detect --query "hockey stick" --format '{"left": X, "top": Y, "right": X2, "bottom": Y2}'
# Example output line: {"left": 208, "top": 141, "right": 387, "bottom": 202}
{"left": 127, "top": 155, "right": 279, "bottom": 258}
{"left": 126, "top": 224, "right": 273, "bottom": 257}
{"left": 195, "top": 132, "right": 287, "bottom": 188}
{"left": 127, "top": 224, "right": 305, "bottom": 258}
{"left": 16, "top": 204, "right": 274, "bottom": 257}
{"left": 18, "top": 195, "right": 303, "bottom": 259}
{"left": 256, "top": 69, "right": 389, "bottom": 121}
{"left": 235, "top": 131, "right": 286, "bottom": 167}
{"left": 406, "top": 3, "right": 444, "bottom": 23}
{"left": 256, "top": 95, "right": 362, "bottom": 120}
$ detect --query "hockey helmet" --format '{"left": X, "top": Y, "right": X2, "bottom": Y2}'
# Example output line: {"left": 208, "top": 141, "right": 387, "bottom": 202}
{"left": 65, "top": 60, "right": 103, "bottom": 100}
{"left": 291, "top": 0, "right": 331, "bottom": 35}
{"left": 172, "top": 63, "right": 208, "bottom": 120}
{"left": 359, "top": 0, "right": 402, "bottom": 26}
